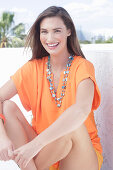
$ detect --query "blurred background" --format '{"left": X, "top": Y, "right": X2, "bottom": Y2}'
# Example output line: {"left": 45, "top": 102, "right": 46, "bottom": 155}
{"left": 0, "top": 0, "right": 113, "bottom": 47}
{"left": 0, "top": 0, "right": 113, "bottom": 170}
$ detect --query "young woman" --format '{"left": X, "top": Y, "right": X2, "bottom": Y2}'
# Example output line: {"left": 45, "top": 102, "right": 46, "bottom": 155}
{"left": 0, "top": 6, "right": 103, "bottom": 170}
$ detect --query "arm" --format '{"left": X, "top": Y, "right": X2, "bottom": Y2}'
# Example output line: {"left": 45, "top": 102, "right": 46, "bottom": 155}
{"left": 33, "top": 77, "right": 94, "bottom": 148}
{"left": 0, "top": 79, "right": 17, "bottom": 160}
{"left": 0, "top": 79, "right": 17, "bottom": 135}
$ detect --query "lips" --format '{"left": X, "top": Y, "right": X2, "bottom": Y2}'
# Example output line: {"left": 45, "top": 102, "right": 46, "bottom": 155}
{"left": 46, "top": 42, "right": 59, "bottom": 49}
{"left": 47, "top": 43, "right": 59, "bottom": 47}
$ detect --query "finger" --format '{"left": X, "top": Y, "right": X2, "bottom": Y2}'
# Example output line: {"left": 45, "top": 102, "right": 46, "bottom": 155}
{"left": 18, "top": 158, "right": 25, "bottom": 169}
{"left": 13, "top": 149, "right": 18, "bottom": 156}
{"left": 8, "top": 149, "right": 14, "bottom": 158}
{"left": 14, "top": 154, "right": 21, "bottom": 165}
{"left": 8, "top": 145, "right": 15, "bottom": 160}
{"left": 0, "top": 155, "right": 2, "bottom": 160}
{"left": 8, "top": 144, "right": 14, "bottom": 154}
{"left": 5, "top": 150, "right": 10, "bottom": 160}
{"left": 23, "top": 159, "right": 28, "bottom": 169}
{"left": 0, "top": 154, "right": 4, "bottom": 160}
{"left": 0, "top": 153, "right": 6, "bottom": 161}
{"left": 15, "top": 155, "right": 25, "bottom": 169}
{"left": 3, "top": 151, "right": 10, "bottom": 161}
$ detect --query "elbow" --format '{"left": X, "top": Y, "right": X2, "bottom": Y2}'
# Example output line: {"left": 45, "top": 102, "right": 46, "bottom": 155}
{"left": 0, "top": 93, "right": 5, "bottom": 103}
{"left": 82, "top": 103, "right": 92, "bottom": 116}
{"left": 75, "top": 103, "right": 92, "bottom": 117}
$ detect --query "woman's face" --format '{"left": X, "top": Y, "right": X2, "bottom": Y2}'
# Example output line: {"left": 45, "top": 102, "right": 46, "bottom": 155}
{"left": 40, "top": 16, "right": 71, "bottom": 56}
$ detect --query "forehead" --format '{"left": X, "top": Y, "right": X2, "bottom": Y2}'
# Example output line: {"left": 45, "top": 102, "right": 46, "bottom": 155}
{"left": 40, "top": 16, "right": 65, "bottom": 29}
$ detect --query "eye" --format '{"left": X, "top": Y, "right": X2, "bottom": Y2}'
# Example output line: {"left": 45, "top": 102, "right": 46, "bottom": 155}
{"left": 55, "top": 30, "right": 61, "bottom": 33}
{"left": 40, "top": 30, "right": 47, "bottom": 34}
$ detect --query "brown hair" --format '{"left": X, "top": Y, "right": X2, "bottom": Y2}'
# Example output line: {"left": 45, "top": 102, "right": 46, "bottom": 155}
{"left": 25, "top": 6, "right": 86, "bottom": 60}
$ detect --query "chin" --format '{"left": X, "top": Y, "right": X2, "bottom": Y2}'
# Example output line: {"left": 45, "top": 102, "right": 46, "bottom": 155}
{"left": 45, "top": 45, "right": 63, "bottom": 56}
{"left": 47, "top": 50, "right": 60, "bottom": 56}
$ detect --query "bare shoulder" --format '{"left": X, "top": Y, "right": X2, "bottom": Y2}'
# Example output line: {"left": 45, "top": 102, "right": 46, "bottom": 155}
{"left": 0, "top": 79, "right": 17, "bottom": 102}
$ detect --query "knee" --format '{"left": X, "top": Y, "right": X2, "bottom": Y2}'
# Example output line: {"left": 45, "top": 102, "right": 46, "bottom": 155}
{"left": 34, "top": 135, "right": 73, "bottom": 170}
{"left": 3, "top": 100, "right": 18, "bottom": 117}
{"left": 59, "top": 135, "right": 73, "bottom": 158}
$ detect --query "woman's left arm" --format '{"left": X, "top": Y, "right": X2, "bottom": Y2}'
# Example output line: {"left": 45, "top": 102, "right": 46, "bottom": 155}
{"left": 36, "top": 77, "right": 94, "bottom": 147}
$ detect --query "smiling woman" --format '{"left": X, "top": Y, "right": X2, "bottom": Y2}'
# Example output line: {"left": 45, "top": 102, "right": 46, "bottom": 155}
{"left": 39, "top": 17, "right": 71, "bottom": 61}
{"left": 0, "top": 6, "right": 103, "bottom": 170}
{"left": 25, "top": 6, "right": 85, "bottom": 60}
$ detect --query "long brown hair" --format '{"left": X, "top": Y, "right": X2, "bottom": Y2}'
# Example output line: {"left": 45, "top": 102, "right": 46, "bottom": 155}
{"left": 25, "top": 6, "right": 86, "bottom": 60}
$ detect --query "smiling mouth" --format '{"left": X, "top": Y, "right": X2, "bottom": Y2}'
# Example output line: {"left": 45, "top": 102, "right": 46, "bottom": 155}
{"left": 47, "top": 43, "right": 59, "bottom": 47}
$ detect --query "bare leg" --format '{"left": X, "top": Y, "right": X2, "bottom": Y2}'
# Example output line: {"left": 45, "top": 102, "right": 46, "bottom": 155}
{"left": 3, "top": 100, "right": 37, "bottom": 170}
{"left": 34, "top": 124, "right": 99, "bottom": 170}
{"left": 2, "top": 100, "right": 99, "bottom": 170}
{"left": 59, "top": 124, "right": 99, "bottom": 170}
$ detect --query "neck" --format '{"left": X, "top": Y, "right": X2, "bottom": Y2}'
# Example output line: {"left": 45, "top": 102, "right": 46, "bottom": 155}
{"left": 50, "top": 51, "right": 71, "bottom": 72}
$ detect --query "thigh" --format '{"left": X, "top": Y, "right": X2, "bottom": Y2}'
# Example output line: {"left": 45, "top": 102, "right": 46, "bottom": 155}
{"left": 59, "top": 123, "right": 99, "bottom": 170}
{"left": 5, "top": 100, "right": 37, "bottom": 141}
{"left": 15, "top": 104, "right": 37, "bottom": 141}
{"left": 34, "top": 134, "right": 72, "bottom": 170}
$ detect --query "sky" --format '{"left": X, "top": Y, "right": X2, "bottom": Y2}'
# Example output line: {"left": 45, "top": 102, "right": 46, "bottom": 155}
{"left": 0, "top": 0, "right": 113, "bottom": 38}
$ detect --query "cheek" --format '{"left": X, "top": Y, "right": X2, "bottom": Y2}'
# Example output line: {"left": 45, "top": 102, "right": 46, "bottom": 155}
{"left": 58, "top": 33, "right": 67, "bottom": 42}
{"left": 40, "top": 35, "right": 46, "bottom": 44}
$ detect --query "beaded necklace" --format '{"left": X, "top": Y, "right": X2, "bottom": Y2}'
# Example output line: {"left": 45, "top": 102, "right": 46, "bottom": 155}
{"left": 46, "top": 55, "right": 74, "bottom": 107}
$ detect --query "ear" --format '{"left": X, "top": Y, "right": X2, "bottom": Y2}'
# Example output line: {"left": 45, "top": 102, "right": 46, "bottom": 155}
{"left": 67, "top": 29, "right": 71, "bottom": 37}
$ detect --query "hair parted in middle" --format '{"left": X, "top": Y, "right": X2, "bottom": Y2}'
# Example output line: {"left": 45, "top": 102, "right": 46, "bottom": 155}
{"left": 25, "top": 6, "right": 86, "bottom": 60}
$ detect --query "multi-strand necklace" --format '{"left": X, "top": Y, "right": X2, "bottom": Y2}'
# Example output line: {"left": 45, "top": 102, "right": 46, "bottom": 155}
{"left": 46, "top": 55, "right": 74, "bottom": 108}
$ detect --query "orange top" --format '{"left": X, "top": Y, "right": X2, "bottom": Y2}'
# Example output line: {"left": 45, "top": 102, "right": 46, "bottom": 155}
{"left": 10, "top": 55, "right": 103, "bottom": 167}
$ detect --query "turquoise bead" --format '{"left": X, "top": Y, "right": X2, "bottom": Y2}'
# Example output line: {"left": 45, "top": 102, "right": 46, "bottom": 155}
{"left": 66, "top": 71, "right": 69, "bottom": 74}
{"left": 57, "top": 104, "right": 61, "bottom": 107}
{"left": 50, "top": 83, "right": 53, "bottom": 86}
{"left": 67, "top": 63, "right": 71, "bottom": 67}
{"left": 50, "top": 86, "right": 53, "bottom": 90}
{"left": 52, "top": 94, "right": 56, "bottom": 97}
{"left": 62, "top": 86, "right": 66, "bottom": 89}
{"left": 47, "top": 76, "right": 51, "bottom": 79}
{"left": 47, "top": 71, "right": 51, "bottom": 75}
{"left": 63, "top": 78, "right": 67, "bottom": 81}
{"left": 49, "top": 79, "right": 52, "bottom": 82}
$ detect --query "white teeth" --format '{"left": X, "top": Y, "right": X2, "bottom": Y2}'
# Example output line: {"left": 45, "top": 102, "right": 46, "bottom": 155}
{"left": 47, "top": 43, "right": 59, "bottom": 47}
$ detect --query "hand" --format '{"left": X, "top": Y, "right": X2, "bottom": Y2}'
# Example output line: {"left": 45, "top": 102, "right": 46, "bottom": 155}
{"left": 14, "top": 140, "right": 42, "bottom": 169}
{"left": 0, "top": 135, "right": 15, "bottom": 161}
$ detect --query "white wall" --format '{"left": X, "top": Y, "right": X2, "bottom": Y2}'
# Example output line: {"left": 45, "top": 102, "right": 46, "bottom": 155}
{"left": 0, "top": 44, "right": 113, "bottom": 170}
{"left": 0, "top": 48, "right": 31, "bottom": 170}
{"left": 82, "top": 44, "right": 113, "bottom": 170}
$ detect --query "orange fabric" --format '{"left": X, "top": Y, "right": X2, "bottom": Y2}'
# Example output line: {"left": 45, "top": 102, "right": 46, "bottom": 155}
{"left": 10, "top": 55, "right": 103, "bottom": 169}
{"left": 0, "top": 113, "right": 5, "bottom": 124}
{"left": 94, "top": 148, "right": 103, "bottom": 170}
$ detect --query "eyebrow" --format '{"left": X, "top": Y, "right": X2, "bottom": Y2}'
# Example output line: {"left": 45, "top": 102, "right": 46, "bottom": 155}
{"left": 40, "top": 28, "right": 62, "bottom": 30}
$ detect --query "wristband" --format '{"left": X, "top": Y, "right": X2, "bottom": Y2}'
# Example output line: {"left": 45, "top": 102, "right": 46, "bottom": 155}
{"left": 0, "top": 113, "right": 5, "bottom": 124}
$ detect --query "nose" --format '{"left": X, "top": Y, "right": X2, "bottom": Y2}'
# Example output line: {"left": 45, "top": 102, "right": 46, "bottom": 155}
{"left": 47, "top": 33, "right": 54, "bottom": 42}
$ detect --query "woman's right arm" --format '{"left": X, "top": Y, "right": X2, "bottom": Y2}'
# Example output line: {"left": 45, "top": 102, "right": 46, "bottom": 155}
{"left": 0, "top": 79, "right": 17, "bottom": 160}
